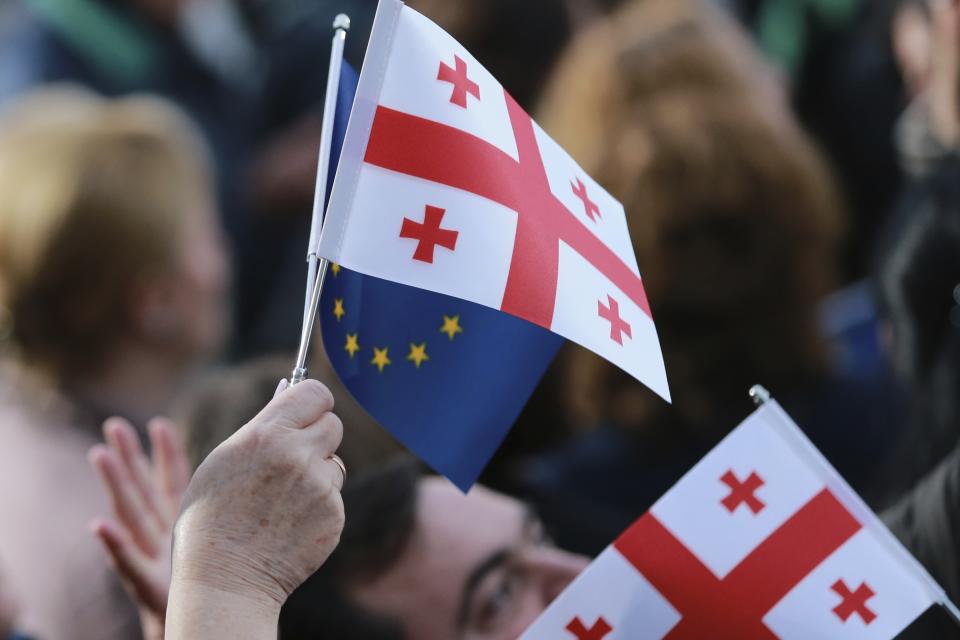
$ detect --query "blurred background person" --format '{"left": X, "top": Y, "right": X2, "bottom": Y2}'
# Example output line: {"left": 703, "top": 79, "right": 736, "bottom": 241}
{"left": 0, "top": 87, "right": 229, "bottom": 639}
{"left": 875, "top": 0, "right": 960, "bottom": 498}
{"left": 0, "top": 0, "right": 381, "bottom": 356}
{"left": 508, "top": 0, "right": 909, "bottom": 554}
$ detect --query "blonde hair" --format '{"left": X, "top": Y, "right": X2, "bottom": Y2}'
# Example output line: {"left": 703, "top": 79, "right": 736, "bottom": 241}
{"left": 0, "top": 86, "right": 213, "bottom": 380}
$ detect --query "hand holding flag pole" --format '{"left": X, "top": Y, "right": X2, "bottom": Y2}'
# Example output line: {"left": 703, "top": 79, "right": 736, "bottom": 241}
{"left": 291, "top": 13, "right": 351, "bottom": 386}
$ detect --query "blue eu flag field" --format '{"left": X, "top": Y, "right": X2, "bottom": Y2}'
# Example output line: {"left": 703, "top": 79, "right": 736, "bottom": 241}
{"left": 320, "top": 63, "right": 563, "bottom": 490}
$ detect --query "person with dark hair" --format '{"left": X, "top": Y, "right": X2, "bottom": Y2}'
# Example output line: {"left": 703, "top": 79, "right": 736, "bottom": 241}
{"left": 280, "top": 458, "right": 588, "bottom": 640}
{"left": 93, "top": 421, "right": 588, "bottom": 640}
{"left": 877, "top": 172, "right": 960, "bottom": 487}
{"left": 94, "top": 404, "right": 960, "bottom": 640}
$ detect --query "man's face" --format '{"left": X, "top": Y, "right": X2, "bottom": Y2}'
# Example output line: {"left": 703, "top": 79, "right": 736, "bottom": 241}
{"left": 350, "top": 478, "right": 589, "bottom": 640}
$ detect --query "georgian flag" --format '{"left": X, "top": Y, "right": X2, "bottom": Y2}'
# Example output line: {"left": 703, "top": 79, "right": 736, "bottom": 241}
{"left": 318, "top": 0, "right": 669, "bottom": 401}
{"left": 521, "top": 402, "right": 953, "bottom": 639}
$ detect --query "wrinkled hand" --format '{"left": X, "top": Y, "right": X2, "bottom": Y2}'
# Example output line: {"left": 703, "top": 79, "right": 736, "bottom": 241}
{"left": 170, "top": 379, "right": 345, "bottom": 612}
{"left": 927, "top": 0, "right": 960, "bottom": 146}
{"left": 88, "top": 417, "right": 191, "bottom": 640}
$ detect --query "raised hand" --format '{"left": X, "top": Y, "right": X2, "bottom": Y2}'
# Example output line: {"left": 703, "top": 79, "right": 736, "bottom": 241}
{"left": 165, "top": 379, "right": 345, "bottom": 640}
{"left": 88, "top": 417, "right": 191, "bottom": 640}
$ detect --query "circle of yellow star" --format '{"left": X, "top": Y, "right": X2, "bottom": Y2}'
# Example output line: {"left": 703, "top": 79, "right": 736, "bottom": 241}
{"left": 331, "top": 263, "right": 341, "bottom": 277}
{"left": 371, "top": 347, "right": 392, "bottom": 373}
{"left": 406, "top": 342, "right": 429, "bottom": 368}
{"left": 440, "top": 314, "right": 463, "bottom": 341}
{"left": 344, "top": 333, "right": 360, "bottom": 358}
{"left": 333, "top": 298, "right": 346, "bottom": 322}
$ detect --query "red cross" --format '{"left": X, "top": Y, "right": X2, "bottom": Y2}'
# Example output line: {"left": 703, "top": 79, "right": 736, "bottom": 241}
{"left": 566, "top": 616, "right": 612, "bottom": 639}
{"left": 437, "top": 55, "right": 480, "bottom": 108}
{"left": 720, "top": 470, "right": 766, "bottom": 515}
{"left": 572, "top": 177, "right": 601, "bottom": 222}
{"left": 364, "top": 93, "right": 651, "bottom": 331}
{"left": 598, "top": 295, "right": 632, "bottom": 345}
{"left": 832, "top": 580, "right": 877, "bottom": 625}
{"left": 614, "top": 489, "right": 861, "bottom": 638}
{"left": 399, "top": 205, "right": 459, "bottom": 263}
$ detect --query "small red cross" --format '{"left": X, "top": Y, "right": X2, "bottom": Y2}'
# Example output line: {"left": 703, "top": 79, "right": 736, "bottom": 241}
{"left": 572, "top": 177, "right": 601, "bottom": 222}
{"left": 720, "top": 470, "right": 766, "bottom": 515}
{"left": 437, "top": 55, "right": 480, "bottom": 108}
{"left": 598, "top": 295, "right": 632, "bottom": 345}
{"left": 832, "top": 580, "right": 877, "bottom": 625}
{"left": 400, "top": 205, "right": 459, "bottom": 263}
{"left": 566, "top": 616, "right": 612, "bottom": 640}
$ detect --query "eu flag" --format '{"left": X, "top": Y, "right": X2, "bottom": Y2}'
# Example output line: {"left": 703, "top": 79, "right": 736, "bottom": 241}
{"left": 320, "top": 62, "right": 563, "bottom": 490}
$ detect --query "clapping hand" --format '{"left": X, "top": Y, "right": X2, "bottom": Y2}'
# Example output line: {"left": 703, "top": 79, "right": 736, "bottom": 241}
{"left": 88, "top": 417, "right": 191, "bottom": 640}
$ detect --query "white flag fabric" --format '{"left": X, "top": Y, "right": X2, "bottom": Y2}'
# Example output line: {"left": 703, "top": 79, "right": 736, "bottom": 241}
{"left": 521, "top": 402, "right": 950, "bottom": 639}
{"left": 318, "top": 0, "right": 670, "bottom": 401}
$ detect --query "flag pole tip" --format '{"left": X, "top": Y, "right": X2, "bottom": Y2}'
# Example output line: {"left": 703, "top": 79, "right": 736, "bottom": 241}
{"left": 333, "top": 14, "right": 351, "bottom": 31}
{"left": 749, "top": 384, "right": 771, "bottom": 406}
{"left": 291, "top": 367, "right": 308, "bottom": 386}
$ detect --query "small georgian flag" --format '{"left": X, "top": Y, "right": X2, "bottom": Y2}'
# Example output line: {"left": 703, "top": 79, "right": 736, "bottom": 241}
{"left": 318, "top": 0, "right": 669, "bottom": 402}
{"left": 521, "top": 401, "right": 953, "bottom": 639}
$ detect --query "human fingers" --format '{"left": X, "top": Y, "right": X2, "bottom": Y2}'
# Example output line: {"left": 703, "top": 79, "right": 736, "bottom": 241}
{"left": 148, "top": 418, "right": 191, "bottom": 523}
{"left": 326, "top": 455, "right": 346, "bottom": 491}
{"left": 252, "top": 379, "right": 335, "bottom": 432}
{"left": 88, "top": 445, "right": 163, "bottom": 557}
{"left": 104, "top": 418, "right": 163, "bottom": 521}
{"left": 91, "top": 519, "right": 167, "bottom": 615}
{"left": 299, "top": 411, "right": 344, "bottom": 459}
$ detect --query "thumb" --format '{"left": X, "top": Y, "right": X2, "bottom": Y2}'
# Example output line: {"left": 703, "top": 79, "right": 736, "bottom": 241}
{"left": 253, "top": 379, "right": 334, "bottom": 432}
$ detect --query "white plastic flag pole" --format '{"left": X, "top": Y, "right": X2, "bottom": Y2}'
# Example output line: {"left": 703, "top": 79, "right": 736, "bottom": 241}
{"left": 291, "top": 13, "right": 350, "bottom": 386}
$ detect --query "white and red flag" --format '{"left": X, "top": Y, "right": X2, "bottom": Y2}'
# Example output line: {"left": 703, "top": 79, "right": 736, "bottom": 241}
{"left": 318, "top": 0, "right": 669, "bottom": 401}
{"left": 521, "top": 401, "right": 955, "bottom": 639}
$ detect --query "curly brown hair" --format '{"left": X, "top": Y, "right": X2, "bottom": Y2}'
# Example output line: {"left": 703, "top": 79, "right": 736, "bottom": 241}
{"left": 538, "top": 0, "right": 845, "bottom": 433}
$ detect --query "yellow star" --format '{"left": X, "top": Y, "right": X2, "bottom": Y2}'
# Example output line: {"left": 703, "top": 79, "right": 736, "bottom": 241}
{"left": 406, "top": 342, "right": 429, "bottom": 368}
{"left": 440, "top": 314, "right": 463, "bottom": 341}
{"left": 371, "top": 347, "right": 392, "bottom": 373}
{"left": 333, "top": 298, "right": 346, "bottom": 322}
{"left": 344, "top": 333, "right": 360, "bottom": 358}
{"left": 331, "top": 263, "right": 341, "bottom": 277}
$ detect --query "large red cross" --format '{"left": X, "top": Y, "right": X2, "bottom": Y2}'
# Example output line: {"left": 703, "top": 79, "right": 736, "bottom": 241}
{"left": 566, "top": 616, "right": 613, "bottom": 639}
{"left": 598, "top": 295, "right": 632, "bottom": 345}
{"left": 720, "top": 470, "right": 766, "bottom": 515}
{"left": 437, "top": 55, "right": 480, "bottom": 108}
{"left": 832, "top": 580, "right": 877, "bottom": 625}
{"left": 400, "top": 205, "right": 459, "bottom": 263}
{"left": 364, "top": 91, "right": 651, "bottom": 330}
{"left": 614, "top": 489, "right": 862, "bottom": 638}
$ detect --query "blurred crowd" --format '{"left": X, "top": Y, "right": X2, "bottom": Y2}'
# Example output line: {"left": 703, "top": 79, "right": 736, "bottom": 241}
{"left": 1, "top": 0, "right": 960, "bottom": 638}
